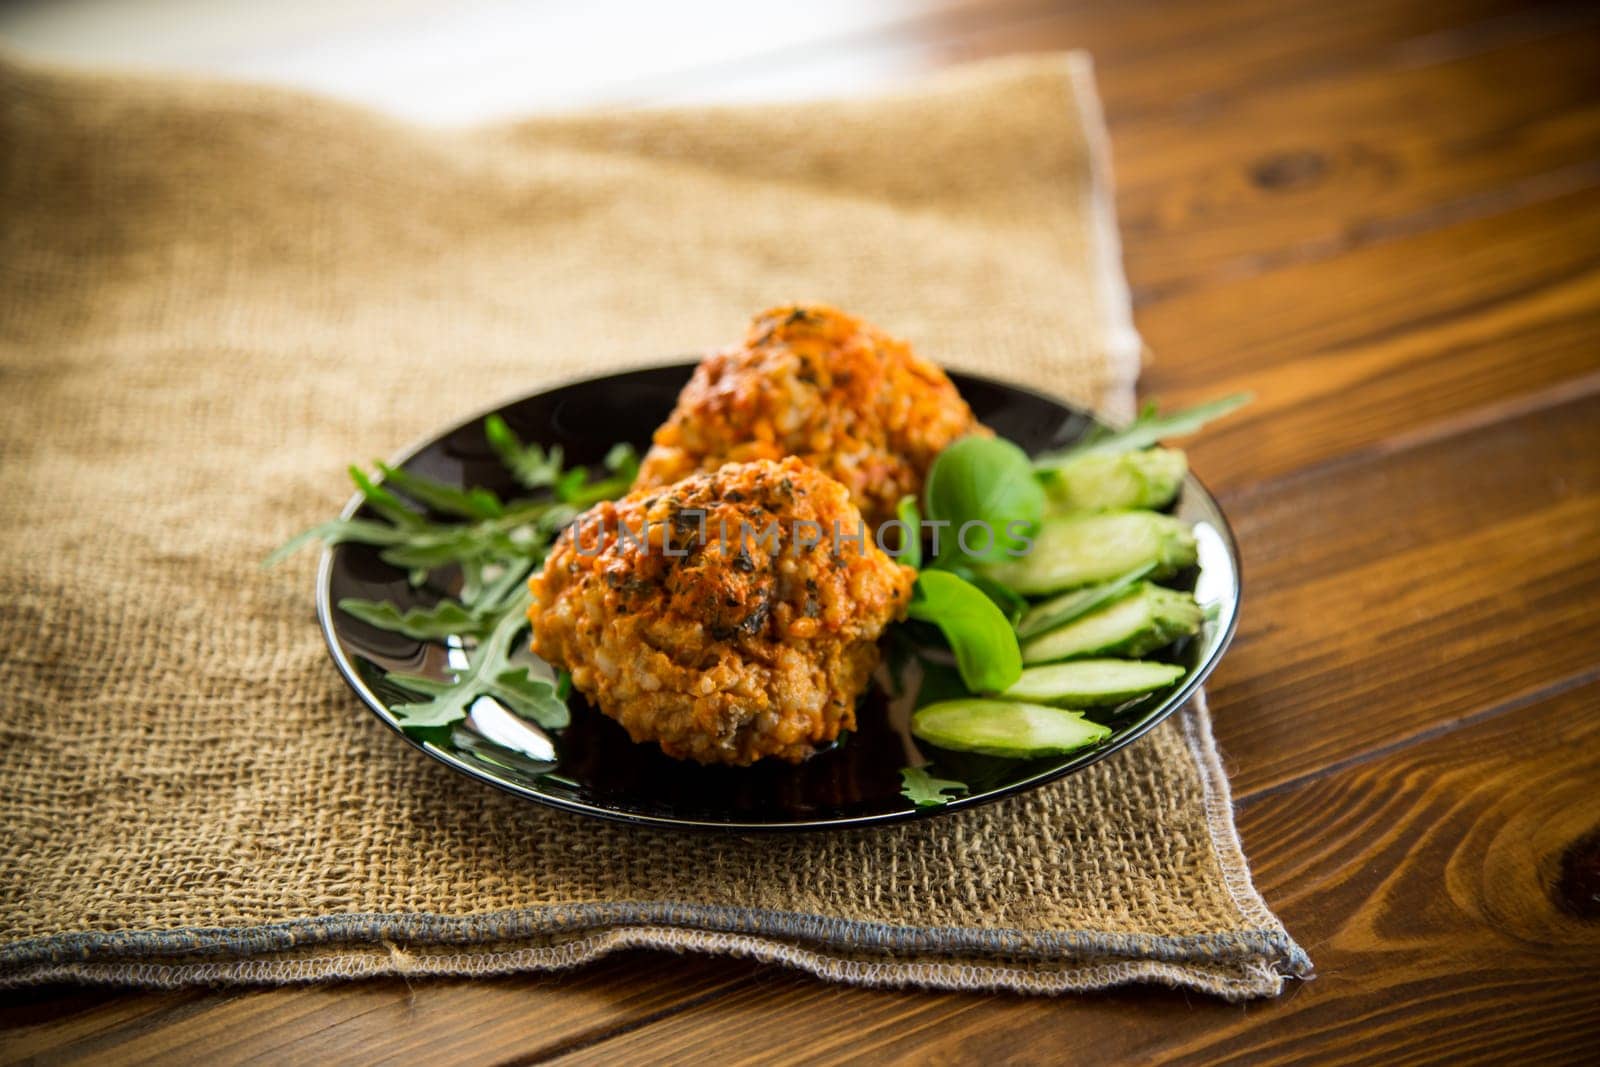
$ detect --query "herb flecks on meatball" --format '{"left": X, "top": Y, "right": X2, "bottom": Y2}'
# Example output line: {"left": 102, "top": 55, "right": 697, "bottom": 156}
{"left": 528, "top": 458, "right": 916, "bottom": 765}
{"left": 635, "top": 304, "right": 986, "bottom": 529}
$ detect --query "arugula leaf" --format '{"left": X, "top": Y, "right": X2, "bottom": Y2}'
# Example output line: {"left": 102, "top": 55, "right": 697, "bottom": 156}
{"left": 895, "top": 494, "right": 923, "bottom": 569}
{"left": 906, "top": 570, "right": 1023, "bottom": 693}
{"left": 348, "top": 465, "right": 424, "bottom": 527}
{"left": 484, "top": 414, "right": 565, "bottom": 490}
{"left": 900, "top": 765, "right": 968, "bottom": 808}
{"left": 386, "top": 589, "right": 569, "bottom": 731}
{"left": 923, "top": 434, "right": 1043, "bottom": 564}
{"left": 376, "top": 462, "right": 505, "bottom": 520}
{"left": 267, "top": 416, "right": 652, "bottom": 744}
{"left": 556, "top": 442, "right": 640, "bottom": 507}
{"left": 337, "top": 598, "right": 492, "bottom": 639}
{"left": 1035, "top": 393, "right": 1252, "bottom": 466}
{"left": 473, "top": 559, "right": 540, "bottom": 613}
{"left": 263, "top": 517, "right": 414, "bottom": 568}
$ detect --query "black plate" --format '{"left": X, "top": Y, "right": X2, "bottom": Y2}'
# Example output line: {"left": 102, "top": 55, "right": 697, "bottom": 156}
{"left": 318, "top": 364, "right": 1241, "bottom": 831}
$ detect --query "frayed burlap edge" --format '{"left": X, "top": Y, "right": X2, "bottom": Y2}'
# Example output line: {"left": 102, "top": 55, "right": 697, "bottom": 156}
{"left": 0, "top": 696, "right": 1311, "bottom": 1000}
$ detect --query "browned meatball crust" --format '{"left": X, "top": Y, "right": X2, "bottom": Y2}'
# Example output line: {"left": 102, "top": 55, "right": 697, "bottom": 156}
{"left": 635, "top": 304, "right": 986, "bottom": 529}
{"left": 529, "top": 457, "right": 916, "bottom": 765}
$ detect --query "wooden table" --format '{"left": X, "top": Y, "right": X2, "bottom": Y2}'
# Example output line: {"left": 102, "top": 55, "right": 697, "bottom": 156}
{"left": 4, "top": 0, "right": 1598, "bottom": 1061}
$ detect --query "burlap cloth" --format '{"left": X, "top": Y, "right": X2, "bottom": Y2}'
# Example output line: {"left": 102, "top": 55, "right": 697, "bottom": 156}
{"left": 0, "top": 50, "right": 1309, "bottom": 999}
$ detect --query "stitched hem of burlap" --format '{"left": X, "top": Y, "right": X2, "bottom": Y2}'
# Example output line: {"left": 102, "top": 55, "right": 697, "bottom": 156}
{"left": 0, "top": 935, "right": 1291, "bottom": 1002}
{"left": 0, "top": 697, "right": 1312, "bottom": 1000}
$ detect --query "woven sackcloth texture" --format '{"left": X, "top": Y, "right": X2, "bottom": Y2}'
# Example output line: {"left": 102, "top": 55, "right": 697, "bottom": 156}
{"left": 0, "top": 50, "right": 1309, "bottom": 999}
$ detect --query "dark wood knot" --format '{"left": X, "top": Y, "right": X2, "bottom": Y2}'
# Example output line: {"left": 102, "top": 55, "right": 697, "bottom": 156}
{"left": 1249, "top": 150, "right": 1328, "bottom": 190}
{"left": 1555, "top": 827, "right": 1600, "bottom": 919}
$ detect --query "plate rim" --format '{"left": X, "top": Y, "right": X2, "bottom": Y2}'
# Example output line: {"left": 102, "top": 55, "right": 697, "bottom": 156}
{"left": 315, "top": 364, "right": 1242, "bottom": 832}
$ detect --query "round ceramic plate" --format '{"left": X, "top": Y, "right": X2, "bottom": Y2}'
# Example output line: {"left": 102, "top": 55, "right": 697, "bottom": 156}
{"left": 318, "top": 364, "right": 1240, "bottom": 831}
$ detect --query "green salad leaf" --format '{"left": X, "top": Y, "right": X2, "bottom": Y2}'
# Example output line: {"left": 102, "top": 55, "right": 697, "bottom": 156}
{"left": 922, "top": 434, "right": 1044, "bottom": 565}
{"left": 485, "top": 413, "right": 566, "bottom": 490}
{"left": 339, "top": 559, "right": 536, "bottom": 640}
{"left": 557, "top": 441, "right": 641, "bottom": 507}
{"left": 486, "top": 414, "right": 639, "bottom": 505}
{"left": 337, "top": 598, "right": 492, "bottom": 640}
{"left": 899, "top": 765, "right": 968, "bottom": 808}
{"left": 1035, "top": 393, "right": 1251, "bottom": 466}
{"left": 386, "top": 588, "right": 569, "bottom": 731}
{"left": 906, "top": 569, "right": 1023, "bottom": 693}
{"left": 375, "top": 461, "right": 505, "bottom": 520}
{"left": 269, "top": 417, "right": 647, "bottom": 738}
{"left": 895, "top": 494, "right": 923, "bottom": 569}
{"left": 943, "top": 568, "right": 1027, "bottom": 625}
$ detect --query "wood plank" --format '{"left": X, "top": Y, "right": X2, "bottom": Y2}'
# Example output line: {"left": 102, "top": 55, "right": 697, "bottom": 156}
{"left": 1108, "top": 18, "right": 1600, "bottom": 294}
{"left": 0, "top": 989, "right": 224, "bottom": 1065}
{"left": 1142, "top": 185, "right": 1600, "bottom": 488}
{"left": 0, "top": 954, "right": 753, "bottom": 1066}
{"left": 1206, "top": 388, "right": 1600, "bottom": 794}
{"left": 549, "top": 680, "right": 1600, "bottom": 1066}
{"left": 952, "top": 0, "right": 1583, "bottom": 121}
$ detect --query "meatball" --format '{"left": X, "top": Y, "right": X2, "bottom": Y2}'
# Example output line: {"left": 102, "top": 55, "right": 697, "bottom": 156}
{"left": 635, "top": 304, "right": 986, "bottom": 529}
{"left": 529, "top": 457, "right": 916, "bottom": 765}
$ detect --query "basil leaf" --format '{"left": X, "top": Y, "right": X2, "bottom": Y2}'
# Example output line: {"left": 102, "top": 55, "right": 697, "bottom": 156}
{"left": 932, "top": 563, "right": 1027, "bottom": 625}
{"left": 923, "top": 435, "right": 1043, "bottom": 564}
{"left": 895, "top": 494, "right": 923, "bottom": 569}
{"left": 965, "top": 573, "right": 1028, "bottom": 625}
{"left": 906, "top": 570, "right": 1023, "bottom": 693}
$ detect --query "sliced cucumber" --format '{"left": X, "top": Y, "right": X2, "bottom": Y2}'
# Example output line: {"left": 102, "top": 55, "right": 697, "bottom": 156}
{"left": 1021, "top": 582, "right": 1202, "bottom": 664}
{"left": 1002, "top": 659, "right": 1186, "bottom": 707}
{"left": 1041, "top": 448, "right": 1187, "bottom": 514}
{"left": 1014, "top": 563, "right": 1155, "bottom": 639}
{"left": 981, "top": 511, "right": 1197, "bottom": 595}
{"left": 911, "top": 699, "right": 1112, "bottom": 758}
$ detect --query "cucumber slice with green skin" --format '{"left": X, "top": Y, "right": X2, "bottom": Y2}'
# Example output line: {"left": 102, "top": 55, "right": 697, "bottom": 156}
{"left": 1014, "top": 563, "right": 1155, "bottom": 640}
{"left": 1021, "top": 582, "right": 1203, "bottom": 664}
{"left": 1002, "top": 659, "right": 1186, "bottom": 706}
{"left": 911, "top": 700, "right": 1113, "bottom": 758}
{"left": 1041, "top": 448, "right": 1187, "bottom": 515}
{"left": 981, "top": 511, "right": 1197, "bottom": 596}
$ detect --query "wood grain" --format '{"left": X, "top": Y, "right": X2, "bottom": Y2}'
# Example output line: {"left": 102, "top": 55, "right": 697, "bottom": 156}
{"left": 1142, "top": 187, "right": 1600, "bottom": 487}
{"left": 548, "top": 682, "right": 1600, "bottom": 1067}
{"left": 1111, "top": 17, "right": 1600, "bottom": 292}
{"left": 0, "top": 953, "right": 772, "bottom": 1065}
{"left": 1205, "top": 388, "right": 1600, "bottom": 794}
{"left": 4, "top": 0, "right": 1598, "bottom": 1062}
